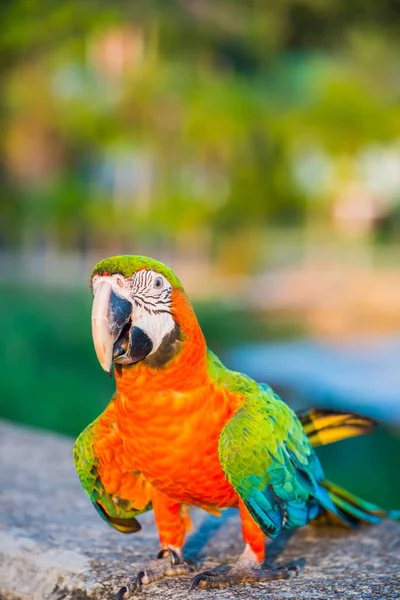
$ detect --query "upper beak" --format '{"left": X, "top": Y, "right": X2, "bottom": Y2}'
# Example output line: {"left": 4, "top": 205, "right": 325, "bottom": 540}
{"left": 91, "top": 281, "right": 132, "bottom": 375}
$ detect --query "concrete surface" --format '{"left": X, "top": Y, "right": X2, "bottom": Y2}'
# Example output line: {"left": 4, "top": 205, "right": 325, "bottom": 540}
{"left": 1, "top": 420, "right": 399, "bottom": 600}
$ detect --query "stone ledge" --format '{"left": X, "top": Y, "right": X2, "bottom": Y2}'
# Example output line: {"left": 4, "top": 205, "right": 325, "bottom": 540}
{"left": 1, "top": 420, "right": 399, "bottom": 600}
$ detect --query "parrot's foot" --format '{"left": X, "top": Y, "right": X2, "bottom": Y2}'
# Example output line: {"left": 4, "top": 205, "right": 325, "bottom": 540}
{"left": 189, "top": 546, "right": 299, "bottom": 591}
{"left": 116, "top": 548, "right": 190, "bottom": 599}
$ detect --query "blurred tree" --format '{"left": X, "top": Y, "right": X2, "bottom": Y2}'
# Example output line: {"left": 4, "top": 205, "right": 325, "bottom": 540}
{"left": 1, "top": 0, "right": 400, "bottom": 261}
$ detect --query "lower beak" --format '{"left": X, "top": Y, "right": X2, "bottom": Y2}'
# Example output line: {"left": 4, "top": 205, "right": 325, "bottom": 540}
{"left": 91, "top": 281, "right": 132, "bottom": 375}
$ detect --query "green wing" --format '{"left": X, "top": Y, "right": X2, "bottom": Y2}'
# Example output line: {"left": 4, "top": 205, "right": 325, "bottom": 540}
{"left": 74, "top": 397, "right": 152, "bottom": 533}
{"left": 217, "top": 371, "right": 336, "bottom": 538}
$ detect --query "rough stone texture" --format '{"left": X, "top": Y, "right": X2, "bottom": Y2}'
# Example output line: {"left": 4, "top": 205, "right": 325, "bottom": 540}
{"left": 1, "top": 420, "right": 399, "bottom": 600}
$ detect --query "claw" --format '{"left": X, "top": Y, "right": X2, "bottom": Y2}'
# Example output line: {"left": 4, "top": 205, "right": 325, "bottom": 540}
{"left": 115, "top": 585, "right": 128, "bottom": 600}
{"left": 157, "top": 547, "right": 182, "bottom": 565}
{"left": 189, "top": 571, "right": 216, "bottom": 591}
{"left": 136, "top": 571, "right": 145, "bottom": 591}
{"left": 116, "top": 573, "right": 142, "bottom": 599}
{"left": 286, "top": 564, "right": 300, "bottom": 578}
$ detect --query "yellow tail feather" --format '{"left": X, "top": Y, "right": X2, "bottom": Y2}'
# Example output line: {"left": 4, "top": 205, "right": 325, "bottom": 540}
{"left": 299, "top": 408, "right": 376, "bottom": 448}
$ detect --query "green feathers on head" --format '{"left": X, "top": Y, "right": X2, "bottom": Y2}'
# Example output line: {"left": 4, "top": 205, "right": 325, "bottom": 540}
{"left": 91, "top": 255, "right": 184, "bottom": 290}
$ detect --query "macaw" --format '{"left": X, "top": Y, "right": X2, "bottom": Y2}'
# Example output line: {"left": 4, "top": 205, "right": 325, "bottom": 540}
{"left": 74, "top": 255, "right": 398, "bottom": 598}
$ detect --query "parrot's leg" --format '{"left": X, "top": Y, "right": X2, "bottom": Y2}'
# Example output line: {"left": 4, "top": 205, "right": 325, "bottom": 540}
{"left": 116, "top": 489, "right": 191, "bottom": 599}
{"left": 190, "top": 499, "right": 299, "bottom": 590}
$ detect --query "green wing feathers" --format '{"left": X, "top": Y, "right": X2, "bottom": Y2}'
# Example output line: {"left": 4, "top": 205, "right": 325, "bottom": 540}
{"left": 219, "top": 381, "right": 324, "bottom": 538}
{"left": 218, "top": 377, "right": 397, "bottom": 539}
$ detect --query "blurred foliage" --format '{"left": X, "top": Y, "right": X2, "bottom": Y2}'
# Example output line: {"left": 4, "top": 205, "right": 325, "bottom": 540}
{"left": 0, "top": 284, "right": 112, "bottom": 434}
{"left": 1, "top": 0, "right": 400, "bottom": 256}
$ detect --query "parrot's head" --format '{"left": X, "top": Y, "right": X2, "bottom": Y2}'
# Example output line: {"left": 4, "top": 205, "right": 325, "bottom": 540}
{"left": 90, "top": 255, "right": 198, "bottom": 375}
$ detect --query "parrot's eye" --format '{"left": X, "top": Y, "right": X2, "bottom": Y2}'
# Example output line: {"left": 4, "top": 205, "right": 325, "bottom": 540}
{"left": 154, "top": 277, "right": 164, "bottom": 289}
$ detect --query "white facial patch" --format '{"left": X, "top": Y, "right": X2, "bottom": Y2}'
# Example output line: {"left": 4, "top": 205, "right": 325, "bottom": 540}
{"left": 129, "top": 270, "right": 175, "bottom": 356}
{"left": 129, "top": 270, "right": 175, "bottom": 355}
{"left": 132, "top": 305, "right": 175, "bottom": 356}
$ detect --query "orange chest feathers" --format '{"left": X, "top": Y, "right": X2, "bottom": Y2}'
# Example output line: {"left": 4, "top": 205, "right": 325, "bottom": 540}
{"left": 95, "top": 383, "right": 243, "bottom": 510}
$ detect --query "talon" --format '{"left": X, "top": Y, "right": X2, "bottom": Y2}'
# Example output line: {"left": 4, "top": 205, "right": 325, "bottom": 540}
{"left": 116, "top": 585, "right": 128, "bottom": 600}
{"left": 287, "top": 564, "right": 300, "bottom": 577}
{"left": 116, "top": 575, "right": 141, "bottom": 599}
{"left": 136, "top": 571, "right": 145, "bottom": 591}
{"left": 189, "top": 571, "right": 214, "bottom": 591}
{"left": 156, "top": 547, "right": 181, "bottom": 565}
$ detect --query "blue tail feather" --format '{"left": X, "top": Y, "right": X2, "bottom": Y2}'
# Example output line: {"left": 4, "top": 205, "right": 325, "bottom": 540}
{"left": 320, "top": 480, "right": 398, "bottom": 526}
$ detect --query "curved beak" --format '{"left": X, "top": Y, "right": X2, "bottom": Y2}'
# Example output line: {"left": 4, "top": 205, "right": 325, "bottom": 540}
{"left": 91, "top": 281, "right": 132, "bottom": 375}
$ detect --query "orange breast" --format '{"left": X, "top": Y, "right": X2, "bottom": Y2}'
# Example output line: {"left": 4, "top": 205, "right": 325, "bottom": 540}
{"left": 113, "top": 381, "right": 242, "bottom": 509}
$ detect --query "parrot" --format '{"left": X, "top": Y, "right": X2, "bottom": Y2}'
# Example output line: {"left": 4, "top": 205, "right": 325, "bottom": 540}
{"left": 74, "top": 255, "right": 399, "bottom": 598}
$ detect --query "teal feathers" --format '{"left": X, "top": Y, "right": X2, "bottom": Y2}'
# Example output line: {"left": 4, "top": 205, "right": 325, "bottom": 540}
{"left": 218, "top": 374, "right": 398, "bottom": 538}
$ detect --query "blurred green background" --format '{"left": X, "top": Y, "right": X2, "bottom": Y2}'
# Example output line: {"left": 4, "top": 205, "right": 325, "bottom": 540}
{"left": 1, "top": 1, "right": 400, "bottom": 508}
